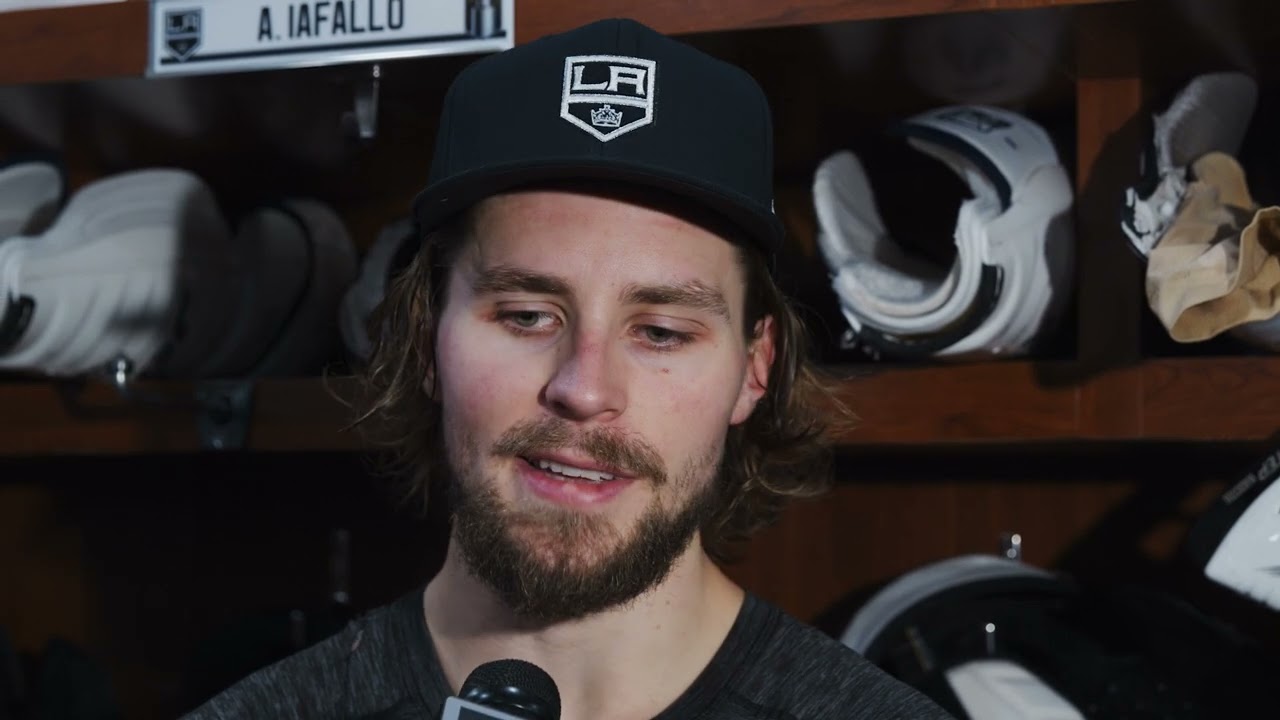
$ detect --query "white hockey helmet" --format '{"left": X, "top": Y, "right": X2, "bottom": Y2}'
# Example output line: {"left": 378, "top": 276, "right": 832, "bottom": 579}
{"left": 0, "top": 168, "right": 234, "bottom": 378}
{"left": 813, "top": 105, "right": 1075, "bottom": 360}
{"left": 843, "top": 553, "right": 1276, "bottom": 719}
{"left": 843, "top": 554, "right": 1084, "bottom": 720}
{"left": 0, "top": 168, "right": 361, "bottom": 381}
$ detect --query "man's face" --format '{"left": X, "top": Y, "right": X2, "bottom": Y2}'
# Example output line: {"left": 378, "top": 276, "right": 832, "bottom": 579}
{"left": 432, "top": 187, "right": 771, "bottom": 622}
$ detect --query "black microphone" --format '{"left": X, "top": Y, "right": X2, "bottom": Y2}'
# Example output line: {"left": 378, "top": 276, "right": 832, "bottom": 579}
{"left": 440, "top": 659, "right": 561, "bottom": 720}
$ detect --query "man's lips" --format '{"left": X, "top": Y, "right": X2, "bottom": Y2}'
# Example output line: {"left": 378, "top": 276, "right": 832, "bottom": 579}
{"left": 515, "top": 457, "right": 635, "bottom": 507}
{"left": 520, "top": 451, "right": 634, "bottom": 480}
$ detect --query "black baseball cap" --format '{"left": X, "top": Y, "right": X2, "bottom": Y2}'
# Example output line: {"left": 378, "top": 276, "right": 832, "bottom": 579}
{"left": 412, "top": 17, "right": 784, "bottom": 259}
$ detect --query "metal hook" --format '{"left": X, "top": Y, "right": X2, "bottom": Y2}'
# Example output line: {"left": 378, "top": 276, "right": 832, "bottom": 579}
{"left": 1000, "top": 531, "right": 1023, "bottom": 562}
{"left": 109, "top": 355, "right": 134, "bottom": 394}
{"left": 104, "top": 353, "right": 254, "bottom": 450}
{"left": 106, "top": 354, "right": 184, "bottom": 408}
{"left": 351, "top": 63, "right": 380, "bottom": 141}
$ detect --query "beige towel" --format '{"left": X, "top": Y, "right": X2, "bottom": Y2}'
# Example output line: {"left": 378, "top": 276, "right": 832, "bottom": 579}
{"left": 1146, "top": 151, "right": 1280, "bottom": 342}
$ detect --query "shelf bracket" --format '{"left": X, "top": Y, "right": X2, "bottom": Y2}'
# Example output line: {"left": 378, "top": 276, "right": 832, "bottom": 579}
{"left": 195, "top": 380, "right": 255, "bottom": 451}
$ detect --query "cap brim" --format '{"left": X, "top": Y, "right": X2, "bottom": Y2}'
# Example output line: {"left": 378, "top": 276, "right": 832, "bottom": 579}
{"left": 412, "top": 157, "right": 785, "bottom": 258}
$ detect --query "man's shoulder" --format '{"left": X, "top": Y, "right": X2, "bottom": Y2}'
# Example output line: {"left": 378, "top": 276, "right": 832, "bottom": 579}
{"left": 733, "top": 602, "right": 955, "bottom": 720}
{"left": 180, "top": 595, "right": 428, "bottom": 720}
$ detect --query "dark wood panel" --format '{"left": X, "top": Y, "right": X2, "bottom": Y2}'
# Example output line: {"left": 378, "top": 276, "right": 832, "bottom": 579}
{"left": 725, "top": 477, "right": 1138, "bottom": 627}
{"left": 0, "top": 0, "right": 1133, "bottom": 86}
{"left": 1071, "top": 1, "right": 1147, "bottom": 436}
{"left": 0, "top": 0, "right": 148, "bottom": 85}
{"left": 721, "top": 440, "right": 1270, "bottom": 636}
{"left": 823, "top": 361, "right": 1080, "bottom": 444}
{"left": 0, "top": 484, "right": 93, "bottom": 653}
{"left": 0, "top": 377, "right": 364, "bottom": 456}
{"left": 517, "top": 0, "right": 1132, "bottom": 43}
{"left": 6, "top": 356, "right": 1280, "bottom": 455}
{"left": 6, "top": 441, "right": 1261, "bottom": 719}
{"left": 0, "top": 453, "right": 448, "bottom": 720}
{"left": 1143, "top": 358, "right": 1280, "bottom": 440}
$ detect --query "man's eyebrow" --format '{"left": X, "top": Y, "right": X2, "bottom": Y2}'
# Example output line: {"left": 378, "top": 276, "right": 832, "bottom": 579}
{"left": 621, "top": 281, "right": 731, "bottom": 321}
{"left": 471, "top": 265, "right": 572, "bottom": 297}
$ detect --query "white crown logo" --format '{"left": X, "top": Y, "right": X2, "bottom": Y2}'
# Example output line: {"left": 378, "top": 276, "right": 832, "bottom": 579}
{"left": 590, "top": 104, "right": 623, "bottom": 128}
{"left": 562, "top": 56, "right": 656, "bottom": 142}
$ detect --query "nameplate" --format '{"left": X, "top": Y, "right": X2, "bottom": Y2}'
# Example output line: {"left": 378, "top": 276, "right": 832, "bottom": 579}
{"left": 149, "top": 0, "right": 514, "bottom": 76}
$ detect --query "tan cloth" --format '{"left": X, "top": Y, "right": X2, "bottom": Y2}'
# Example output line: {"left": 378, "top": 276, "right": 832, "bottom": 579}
{"left": 1146, "top": 151, "right": 1280, "bottom": 342}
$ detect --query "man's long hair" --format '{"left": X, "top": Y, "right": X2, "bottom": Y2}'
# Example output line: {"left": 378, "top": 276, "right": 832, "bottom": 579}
{"left": 350, "top": 197, "right": 854, "bottom": 563}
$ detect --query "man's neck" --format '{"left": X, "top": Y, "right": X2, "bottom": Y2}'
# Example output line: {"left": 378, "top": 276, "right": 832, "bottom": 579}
{"left": 423, "top": 535, "right": 745, "bottom": 720}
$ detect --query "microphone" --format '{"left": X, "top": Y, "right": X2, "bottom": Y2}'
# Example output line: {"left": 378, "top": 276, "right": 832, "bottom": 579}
{"left": 440, "top": 659, "right": 561, "bottom": 720}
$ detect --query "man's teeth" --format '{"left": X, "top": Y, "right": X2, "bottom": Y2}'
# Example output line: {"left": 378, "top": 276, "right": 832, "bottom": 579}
{"left": 535, "top": 459, "right": 615, "bottom": 483}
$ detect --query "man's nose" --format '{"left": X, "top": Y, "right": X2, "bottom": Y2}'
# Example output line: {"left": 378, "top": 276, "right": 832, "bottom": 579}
{"left": 541, "top": 329, "right": 626, "bottom": 422}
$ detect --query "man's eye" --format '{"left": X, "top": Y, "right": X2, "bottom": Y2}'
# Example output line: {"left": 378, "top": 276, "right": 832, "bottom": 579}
{"left": 497, "top": 310, "right": 558, "bottom": 335}
{"left": 640, "top": 325, "right": 692, "bottom": 349}
{"left": 508, "top": 311, "right": 545, "bottom": 328}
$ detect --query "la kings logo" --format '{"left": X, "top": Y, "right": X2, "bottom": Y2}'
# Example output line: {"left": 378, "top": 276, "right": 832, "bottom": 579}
{"left": 561, "top": 55, "right": 656, "bottom": 142}
{"left": 164, "top": 8, "right": 202, "bottom": 62}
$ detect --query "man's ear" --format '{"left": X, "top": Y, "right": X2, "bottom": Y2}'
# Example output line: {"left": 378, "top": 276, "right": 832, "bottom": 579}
{"left": 730, "top": 315, "right": 776, "bottom": 425}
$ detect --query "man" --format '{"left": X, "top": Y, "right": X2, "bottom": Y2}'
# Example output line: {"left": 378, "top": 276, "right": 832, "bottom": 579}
{"left": 186, "top": 17, "right": 954, "bottom": 720}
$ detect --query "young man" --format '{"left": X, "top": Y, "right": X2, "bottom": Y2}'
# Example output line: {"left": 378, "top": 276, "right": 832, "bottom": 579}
{"left": 186, "top": 17, "right": 954, "bottom": 720}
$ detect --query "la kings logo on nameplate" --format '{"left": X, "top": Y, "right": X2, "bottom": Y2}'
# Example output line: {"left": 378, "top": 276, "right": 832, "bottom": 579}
{"left": 561, "top": 55, "right": 656, "bottom": 142}
{"left": 164, "top": 8, "right": 202, "bottom": 62}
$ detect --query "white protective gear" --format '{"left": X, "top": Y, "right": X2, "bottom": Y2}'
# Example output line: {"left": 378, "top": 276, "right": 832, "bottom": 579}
{"left": 814, "top": 105, "right": 1074, "bottom": 359}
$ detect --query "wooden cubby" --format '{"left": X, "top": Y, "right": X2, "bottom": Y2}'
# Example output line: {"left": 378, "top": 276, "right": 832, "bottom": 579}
{"left": 0, "top": 0, "right": 1275, "bottom": 453}
{"left": 3, "top": 1, "right": 1279, "bottom": 718}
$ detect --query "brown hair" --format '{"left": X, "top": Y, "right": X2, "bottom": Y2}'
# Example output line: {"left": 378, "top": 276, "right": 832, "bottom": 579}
{"left": 350, "top": 196, "right": 854, "bottom": 563}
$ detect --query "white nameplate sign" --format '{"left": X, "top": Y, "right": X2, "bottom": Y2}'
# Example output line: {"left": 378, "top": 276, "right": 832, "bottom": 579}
{"left": 149, "top": 0, "right": 514, "bottom": 76}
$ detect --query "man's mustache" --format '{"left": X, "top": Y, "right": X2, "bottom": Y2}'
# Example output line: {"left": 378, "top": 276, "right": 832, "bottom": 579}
{"left": 492, "top": 417, "right": 667, "bottom": 484}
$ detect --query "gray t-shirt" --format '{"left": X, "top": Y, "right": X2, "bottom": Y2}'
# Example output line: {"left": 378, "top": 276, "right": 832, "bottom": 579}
{"left": 182, "top": 587, "right": 955, "bottom": 719}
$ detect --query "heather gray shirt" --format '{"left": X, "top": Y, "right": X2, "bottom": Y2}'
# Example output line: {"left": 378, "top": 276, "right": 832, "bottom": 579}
{"left": 182, "top": 588, "right": 954, "bottom": 719}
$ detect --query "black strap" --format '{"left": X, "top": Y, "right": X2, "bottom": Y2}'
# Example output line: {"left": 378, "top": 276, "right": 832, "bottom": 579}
{"left": 0, "top": 293, "right": 34, "bottom": 354}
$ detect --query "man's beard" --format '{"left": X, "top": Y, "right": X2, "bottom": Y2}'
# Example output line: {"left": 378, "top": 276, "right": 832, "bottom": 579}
{"left": 446, "top": 416, "right": 724, "bottom": 623}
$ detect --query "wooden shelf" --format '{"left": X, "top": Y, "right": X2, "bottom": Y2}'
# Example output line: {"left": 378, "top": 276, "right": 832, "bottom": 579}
{"left": 830, "top": 357, "right": 1280, "bottom": 445}
{"left": 0, "top": 375, "right": 365, "bottom": 456}
{"left": 826, "top": 361, "right": 1080, "bottom": 445}
{"left": 833, "top": 354, "right": 1280, "bottom": 445}
{"left": 1143, "top": 357, "right": 1280, "bottom": 441}
{"left": 0, "top": 0, "right": 1132, "bottom": 86}
{"left": 2, "top": 356, "right": 1278, "bottom": 456}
